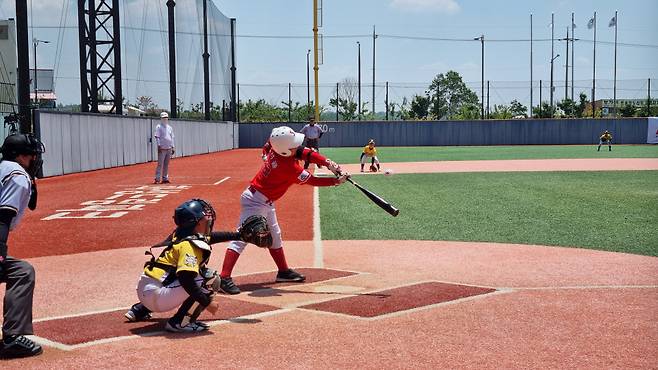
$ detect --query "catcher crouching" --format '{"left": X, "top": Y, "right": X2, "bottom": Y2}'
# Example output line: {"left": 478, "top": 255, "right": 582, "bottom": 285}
{"left": 124, "top": 199, "right": 272, "bottom": 332}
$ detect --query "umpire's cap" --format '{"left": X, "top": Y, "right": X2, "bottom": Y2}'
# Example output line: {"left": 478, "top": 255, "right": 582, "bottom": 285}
{"left": 174, "top": 199, "right": 216, "bottom": 234}
{"left": 1, "top": 133, "right": 45, "bottom": 160}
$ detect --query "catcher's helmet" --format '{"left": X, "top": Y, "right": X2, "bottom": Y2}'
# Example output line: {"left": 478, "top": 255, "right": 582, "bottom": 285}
{"left": 269, "top": 126, "right": 304, "bottom": 157}
{"left": 173, "top": 199, "right": 216, "bottom": 235}
{"left": 1, "top": 133, "right": 45, "bottom": 160}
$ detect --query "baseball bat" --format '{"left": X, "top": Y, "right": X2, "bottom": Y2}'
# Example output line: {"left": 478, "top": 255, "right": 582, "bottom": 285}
{"left": 347, "top": 177, "right": 399, "bottom": 217}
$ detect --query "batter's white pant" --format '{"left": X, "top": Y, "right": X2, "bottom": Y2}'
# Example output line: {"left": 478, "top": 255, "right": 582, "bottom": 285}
{"left": 228, "top": 187, "right": 283, "bottom": 254}
{"left": 360, "top": 155, "right": 380, "bottom": 165}
{"left": 136, "top": 274, "right": 204, "bottom": 313}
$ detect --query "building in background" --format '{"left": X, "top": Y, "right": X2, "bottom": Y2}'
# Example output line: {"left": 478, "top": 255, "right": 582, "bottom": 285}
{"left": 30, "top": 68, "right": 57, "bottom": 109}
{"left": 595, "top": 98, "right": 658, "bottom": 117}
{"left": 0, "top": 19, "right": 17, "bottom": 117}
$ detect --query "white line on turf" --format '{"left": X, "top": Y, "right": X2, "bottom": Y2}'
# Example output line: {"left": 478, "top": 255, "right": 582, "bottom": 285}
{"left": 213, "top": 176, "right": 231, "bottom": 185}
{"left": 313, "top": 187, "right": 323, "bottom": 268}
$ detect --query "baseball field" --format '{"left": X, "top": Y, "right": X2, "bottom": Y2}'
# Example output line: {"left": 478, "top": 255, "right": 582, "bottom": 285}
{"left": 4, "top": 145, "right": 658, "bottom": 368}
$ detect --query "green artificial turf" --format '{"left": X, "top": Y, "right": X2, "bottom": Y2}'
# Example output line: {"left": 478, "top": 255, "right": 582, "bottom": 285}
{"left": 321, "top": 145, "right": 658, "bottom": 164}
{"left": 319, "top": 171, "right": 658, "bottom": 256}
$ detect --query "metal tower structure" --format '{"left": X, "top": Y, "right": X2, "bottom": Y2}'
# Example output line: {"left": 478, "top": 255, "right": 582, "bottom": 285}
{"left": 77, "top": 0, "right": 122, "bottom": 114}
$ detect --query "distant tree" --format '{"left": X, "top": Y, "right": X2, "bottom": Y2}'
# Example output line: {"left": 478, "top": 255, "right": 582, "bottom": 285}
{"left": 327, "top": 78, "right": 362, "bottom": 121}
{"left": 575, "top": 92, "right": 589, "bottom": 118}
{"left": 557, "top": 98, "right": 577, "bottom": 117}
{"left": 136, "top": 95, "right": 155, "bottom": 113}
{"left": 509, "top": 99, "right": 528, "bottom": 118}
{"left": 490, "top": 104, "right": 512, "bottom": 119}
{"left": 427, "top": 71, "right": 479, "bottom": 120}
{"left": 453, "top": 103, "right": 480, "bottom": 120}
{"left": 532, "top": 102, "right": 556, "bottom": 118}
{"left": 409, "top": 94, "right": 430, "bottom": 119}
{"left": 238, "top": 99, "right": 286, "bottom": 122}
{"left": 619, "top": 103, "right": 636, "bottom": 117}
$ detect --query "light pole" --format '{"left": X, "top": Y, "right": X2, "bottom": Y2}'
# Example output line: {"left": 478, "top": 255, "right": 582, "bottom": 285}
{"left": 474, "top": 35, "right": 484, "bottom": 119}
{"left": 357, "top": 41, "right": 361, "bottom": 120}
{"left": 550, "top": 53, "right": 560, "bottom": 116}
{"left": 32, "top": 38, "right": 50, "bottom": 106}
{"left": 306, "top": 49, "right": 311, "bottom": 114}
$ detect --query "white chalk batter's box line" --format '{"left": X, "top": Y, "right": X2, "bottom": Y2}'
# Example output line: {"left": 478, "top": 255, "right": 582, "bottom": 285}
{"left": 41, "top": 184, "right": 191, "bottom": 220}
{"left": 41, "top": 177, "right": 231, "bottom": 220}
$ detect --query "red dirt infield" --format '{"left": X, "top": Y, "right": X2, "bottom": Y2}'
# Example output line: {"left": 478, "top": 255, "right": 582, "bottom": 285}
{"left": 1, "top": 151, "right": 656, "bottom": 369}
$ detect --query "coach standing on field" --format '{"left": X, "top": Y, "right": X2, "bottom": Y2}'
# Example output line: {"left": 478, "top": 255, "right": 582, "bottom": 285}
{"left": 0, "top": 133, "right": 45, "bottom": 359}
{"left": 300, "top": 116, "right": 325, "bottom": 169}
{"left": 154, "top": 112, "right": 175, "bottom": 184}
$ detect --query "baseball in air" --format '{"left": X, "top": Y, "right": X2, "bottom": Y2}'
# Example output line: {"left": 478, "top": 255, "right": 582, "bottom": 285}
{"left": 384, "top": 169, "right": 394, "bottom": 176}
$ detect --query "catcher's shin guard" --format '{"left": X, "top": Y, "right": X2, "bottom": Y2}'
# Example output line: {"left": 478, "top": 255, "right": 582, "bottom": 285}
{"left": 176, "top": 297, "right": 209, "bottom": 327}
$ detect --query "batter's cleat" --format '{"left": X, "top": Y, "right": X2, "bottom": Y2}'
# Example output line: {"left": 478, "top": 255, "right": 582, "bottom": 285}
{"left": 154, "top": 179, "right": 161, "bottom": 184}
{"left": 125, "top": 303, "right": 152, "bottom": 322}
{"left": 162, "top": 179, "right": 171, "bottom": 184}
{"left": 165, "top": 320, "right": 209, "bottom": 333}
{"left": 218, "top": 277, "right": 241, "bottom": 295}
{"left": 276, "top": 268, "right": 306, "bottom": 282}
{"left": 0, "top": 335, "right": 43, "bottom": 359}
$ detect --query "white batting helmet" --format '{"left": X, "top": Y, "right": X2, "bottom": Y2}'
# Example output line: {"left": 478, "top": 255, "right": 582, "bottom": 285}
{"left": 269, "top": 126, "right": 304, "bottom": 157}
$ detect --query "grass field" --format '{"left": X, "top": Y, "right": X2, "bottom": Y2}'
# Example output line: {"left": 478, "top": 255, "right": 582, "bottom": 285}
{"left": 319, "top": 171, "right": 658, "bottom": 256}
{"left": 321, "top": 145, "right": 658, "bottom": 164}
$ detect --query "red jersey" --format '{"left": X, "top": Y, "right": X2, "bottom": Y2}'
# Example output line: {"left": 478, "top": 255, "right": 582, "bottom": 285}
{"left": 251, "top": 146, "right": 337, "bottom": 201}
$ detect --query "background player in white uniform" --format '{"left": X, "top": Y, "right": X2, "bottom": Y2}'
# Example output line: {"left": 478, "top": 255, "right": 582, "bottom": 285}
{"left": 154, "top": 112, "right": 175, "bottom": 184}
{"left": 299, "top": 117, "right": 325, "bottom": 169}
{"left": 0, "top": 134, "right": 45, "bottom": 358}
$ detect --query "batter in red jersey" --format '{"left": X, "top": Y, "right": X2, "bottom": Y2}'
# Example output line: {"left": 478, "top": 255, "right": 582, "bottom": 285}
{"left": 217, "top": 126, "right": 349, "bottom": 294}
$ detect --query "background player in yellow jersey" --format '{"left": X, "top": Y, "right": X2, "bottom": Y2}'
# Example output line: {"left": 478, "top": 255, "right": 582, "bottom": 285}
{"left": 360, "top": 139, "right": 381, "bottom": 172}
{"left": 598, "top": 130, "right": 613, "bottom": 151}
{"left": 125, "top": 199, "right": 265, "bottom": 332}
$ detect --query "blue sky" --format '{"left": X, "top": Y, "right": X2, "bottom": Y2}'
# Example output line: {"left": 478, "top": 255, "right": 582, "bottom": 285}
{"left": 1, "top": 0, "right": 656, "bottom": 109}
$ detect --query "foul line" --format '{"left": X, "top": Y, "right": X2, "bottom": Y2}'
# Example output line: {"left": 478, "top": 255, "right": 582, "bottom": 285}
{"left": 313, "top": 187, "right": 323, "bottom": 268}
{"left": 213, "top": 176, "right": 231, "bottom": 185}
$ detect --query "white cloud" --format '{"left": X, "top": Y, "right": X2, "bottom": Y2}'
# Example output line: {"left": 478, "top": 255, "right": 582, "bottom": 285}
{"left": 390, "top": 0, "right": 460, "bottom": 14}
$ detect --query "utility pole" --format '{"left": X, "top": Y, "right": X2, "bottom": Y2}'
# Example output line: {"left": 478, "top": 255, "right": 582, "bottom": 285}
{"left": 336, "top": 82, "right": 339, "bottom": 121}
{"left": 591, "top": 11, "right": 597, "bottom": 117}
{"left": 306, "top": 49, "right": 311, "bottom": 114}
{"left": 612, "top": 10, "right": 618, "bottom": 117}
{"left": 357, "top": 41, "right": 361, "bottom": 120}
{"left": 565, "top": 27, "right": 569, "bottom": 101}
{"left": 230, "top": 18, "right": 237, "bottom": 122}
{"left": 16, "top": 0, "right": 31, "bottom": 132}
{"left": 474, "top": 35, "right": 484, "bottom": 119}
{"left": 539, "top": 79, "right": 543, "bottom": 117}
{"left": 312, "top": 0, "right": 320, "bottom": 121}
{"left": 288, "top": 82, "right": 291, "bottom": 122}
{"left": 487, "top": 80, "right": 490, "bottom": 119}
{"left": 571, "top": 12, "right": 575, "bottom": 101}
{"left": 202, "top": 0, "right": 210, "bottom": 120}
{"left": 372, "top": 25, "right": 377, "bottom": 116}
{"left": 550, "top": 13, "right": 554, "bottom": 112}
{"left": 530, "top": 13, "right": 533, "bottom": 118}
{"left": 385, "top": 81, "right": 389, "bottom": 120}
{"left": 166, "top": 0, "right": 177, "bottom": 117}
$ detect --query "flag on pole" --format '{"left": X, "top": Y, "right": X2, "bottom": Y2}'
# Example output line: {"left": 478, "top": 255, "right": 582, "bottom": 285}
{"left": 572, "top": 21, "right": 577, "bottom": 29}
{"left": 609, "top": 15, "right": 616, "bottom": 27}
{"left": 587, "top": 17, "right": 595, "bottom": 29}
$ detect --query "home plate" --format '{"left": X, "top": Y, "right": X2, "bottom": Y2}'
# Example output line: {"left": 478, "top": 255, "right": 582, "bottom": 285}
{"left": 312, "top": 285, "right": 365, "bottom": 293}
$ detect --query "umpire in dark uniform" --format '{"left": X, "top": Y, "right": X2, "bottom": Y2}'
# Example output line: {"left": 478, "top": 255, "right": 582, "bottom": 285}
{"left": 0, "top": 133, "right": 45, "bottom": 359}
{"left": 300, "top": 116, "right": 325, "bottom": 169}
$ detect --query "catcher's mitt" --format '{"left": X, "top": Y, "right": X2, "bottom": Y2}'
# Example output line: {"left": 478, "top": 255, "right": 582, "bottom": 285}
{"left": 239, "top": 215, "right": 272, "bottom": 248}
{"left": 370, "top": 164, "right": 378, "bottom": 172}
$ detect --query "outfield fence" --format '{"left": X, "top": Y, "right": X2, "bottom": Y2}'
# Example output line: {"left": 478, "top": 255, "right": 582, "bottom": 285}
{"left": 36, "top": 111, "right": 237, "bottom": 177}
{"left": 238, "top": 118, "right": 651, "bottom": 148}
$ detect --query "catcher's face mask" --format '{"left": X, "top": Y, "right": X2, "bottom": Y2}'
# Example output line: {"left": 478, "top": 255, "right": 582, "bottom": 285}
{"left": 199, "top": 200, "right": 216, "bottom": 235}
